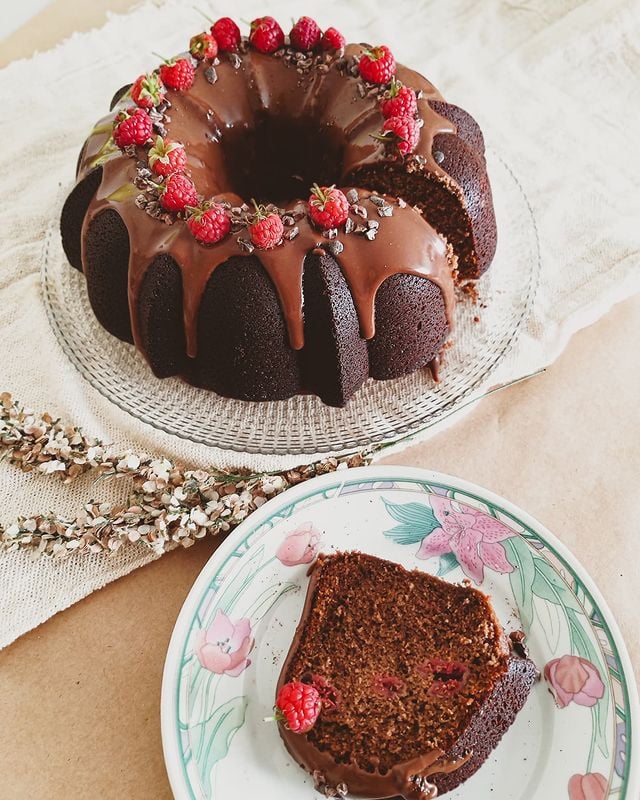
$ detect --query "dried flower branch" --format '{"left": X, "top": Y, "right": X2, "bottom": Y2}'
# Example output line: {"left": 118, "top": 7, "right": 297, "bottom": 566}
{"left": 0, "top": 393, "right": 369, "bottom": 558}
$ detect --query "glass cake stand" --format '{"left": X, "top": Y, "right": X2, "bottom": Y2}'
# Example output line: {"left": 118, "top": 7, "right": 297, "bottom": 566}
{"left": 42, "top": 150, "right": 540, "bottom": 456}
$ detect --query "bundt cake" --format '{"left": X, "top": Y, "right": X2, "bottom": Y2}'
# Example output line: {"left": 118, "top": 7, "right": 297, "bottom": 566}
{"left": 276, "top": 552, "right": 537, "bottom": 798}
{"left": 60, "top": 15, "right": 497, "bottom": 407}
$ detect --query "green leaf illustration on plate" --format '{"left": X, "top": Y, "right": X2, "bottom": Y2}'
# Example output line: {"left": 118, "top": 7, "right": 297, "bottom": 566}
{"left": 504, "top": 537, "right": 535, "bottom": 633}
{"left": 382, "top": 499, "right": 440, "bottom": 545}
{"left": 436, "top": 551, "right": 460, "bottom": 577}
{"left": 198, "top": 695, "right": 249, "bottom": 797}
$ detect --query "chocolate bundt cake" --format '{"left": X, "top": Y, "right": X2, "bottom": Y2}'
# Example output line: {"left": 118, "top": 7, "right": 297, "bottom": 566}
{"left": 60, "top": 15, "right": 497, "bottom": 407}
{"left": 276, "top": 552, "right": 537, "bottom": 798}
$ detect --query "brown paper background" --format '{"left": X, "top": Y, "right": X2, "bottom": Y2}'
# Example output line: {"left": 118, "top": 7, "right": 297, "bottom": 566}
{"left": 0, "top": 3, "right": 638, "bottom": 798}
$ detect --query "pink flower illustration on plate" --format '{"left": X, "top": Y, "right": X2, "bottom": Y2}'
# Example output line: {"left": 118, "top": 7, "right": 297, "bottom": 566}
{"left": 276, "top": 521, "right": 321, "bottom": 567}
{"left": 194, "top": 609, "right": 254, "bottom": 677}
{"left": 544, "top": 654, "right": 605, "bottom": 708}
{"left": 416, "top": 496, "right": 515, "bottom": 584}
{"left": 568, "top": 772, "right": 608, "bottom": 800}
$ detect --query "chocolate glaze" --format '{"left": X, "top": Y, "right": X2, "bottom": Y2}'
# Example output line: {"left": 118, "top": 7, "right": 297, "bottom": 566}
{"left": 277, "top": 556, "right": 471, "bottom": 799}
{"left": 76, "top": 46, "right": 458, "bottom": 362}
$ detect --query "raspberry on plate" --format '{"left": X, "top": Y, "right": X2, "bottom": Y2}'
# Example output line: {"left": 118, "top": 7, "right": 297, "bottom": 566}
{"left": 211, "top": 17, "right": 241, "bottom": 52}
{"left": 290, "top": 17, "right": 322, "bottom": 51}
{"left": 159, "top": 57, "right": 195, "bottom": 91}
{"left": 113, "top": 107, "right": 153, "bottom": 148}
{"left": 148, "top": 136, "right": 187, "bottom": 177}
{"left": 249, "top": 16, "right": 285, "bottom": 54}
{"left": 160, "top": 173, "right": 198, "bottom": 212}
{"left": 187, "top": 202, "right": 231, "bottom": 244}
{"left": 358, "top": 45, "right": 396, "bottom": 84}
{"left": 275, "top": 681, "right": 321, "bottom": 734}
{"left": 248, "top": 204, "right": 284, "bottom": 248}
{"left": 308, "top": 184, "right": 349, "bottom": 229}
{"left": 131, "top": 72, "right": 165, "bottom": 109}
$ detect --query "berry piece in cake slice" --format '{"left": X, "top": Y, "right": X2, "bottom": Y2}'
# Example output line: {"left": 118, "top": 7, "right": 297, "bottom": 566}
{"left": 308, "top": 185, "right": 349, "bottom": 229}
{"left": 248, "top": 203, "right": 284, "bottom": 248}
{"left": 158, "top": 56, "right": 196, "bottom": 91}
{"left": 186, "top": 201, "right": 231, "bottom": 244}
{"left": 358, "top": 45, "right": 396, "bottom": 84}
{"left": 189, "top": 31, "right": 218, "bottom": 61}
{"left": 321, "top": 27, "right": 346, "bottom": 52}
{"left": 249, "top": 16, "right": 285, "bottom": 54}
{"left": 131, "top": 72, "right": 165, "bottom": 109}
{"left": 211, "top": 16, "right": 241, "bottom": 52}
{"left": 380, "top": 78, "right": 418, "bottom": 118}
{"left": 148, "top": 136, "right": 187, "bottom": 177}
{"left": 372, "top": 114, "right": 420, "bottom": 156}
{"left": 275, "top": 681, "right": 321, "bottom": 734}
{"left": 290, "top": 16, "right": 322, "bottom": 51}
{"left": 159, "top": 173, "right": 198, "bottom": 212}
{"left": 113, "top": 107, "right": 154, "bottom": 148}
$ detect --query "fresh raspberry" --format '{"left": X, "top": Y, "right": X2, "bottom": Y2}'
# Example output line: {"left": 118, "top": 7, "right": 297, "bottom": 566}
{"left": 159, "top": 57, "right": 195, "bottom": 91}
{"left": 380, "top": 79, "right": 417, "bottom": 119}
{"left": 113, "top": 107, "right": 153, "bottom": 148}
{"left": 358, "top": 45, "right": 396, "bottom": 85}
{"left": 275, "top": 681, "right": 321, "bottom": 734}
{"left": 187, "top": 201, "right": 231, "bottom": 244}
{"left": 211, "top": 17, "right": 241, "bottom": 52}
{"left": 375, "top": 114, "right": 420, "bottom": 156}
{"left": 190, "top": 32, "right": 218, "bottom": 60}
{"left": 160, "top": 173, "right": 198, "bottom": 212}
{"left": 148, "top": 136, "right": 187, "bottom": 177}
{"left": 248, "top": 204, "right": 284, "bottom": 248}
{"left": 131, "top": 72, "right": 165, "bottom": 109}
{"left": 249, "top": 16, "right": 285, "bottom": 54}
{"left": 308, "top": 184, "right": 349, "bottom": 229}
{"left": 290, "top": 17, "right": 322, "bottom": 51}
{"left": 320, "top": 27, "right": 346, "bottom": 52}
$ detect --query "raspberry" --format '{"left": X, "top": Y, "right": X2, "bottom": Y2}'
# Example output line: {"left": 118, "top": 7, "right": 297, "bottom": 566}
{"left": 160, "top": 173, "right": 198, "bottom": 212}
{"left": 249, "top": 16, "right": 285, "bottom": 54}
{"left": 187, "top": 201, "right": 231, "bottom": 244}
{"left": 308, "top": 184, "right": 349, "bottom": 229}
{"left": 131, "top": 72, "right": 165, "bottom": 109}
{"left": 248, "top": 204, "right": 284, "bottom": 248}
{"left": 290, "top": 17, "right": 322, "bottom": 51}
{"left": 375, "top": 114, "right": 420, "bottom": 156}
{"left": 321, "top": 27, "right": 346, "bottom": 52}
{"left": 159, "top": 57, "right": 195, "bottom": 91}
{"left": 190, "top": 32, "right": 218, "bottom": 60}
{"left": 380, "top": 79, "right": 417, "bottom": 119}
{"left": 275, "top": 681, "right": 321, "bottom": 734}
{"left": 358, "top": 45, "right": 396, "bottom": 85}
{"left": 211, "top": 17, "right": 241, "bottom": 52}
{"left": 148, "top": 136, "right": 187, "bottom": 177}
{"left": 113, "top": 107, "right": 153, "bottom": 148}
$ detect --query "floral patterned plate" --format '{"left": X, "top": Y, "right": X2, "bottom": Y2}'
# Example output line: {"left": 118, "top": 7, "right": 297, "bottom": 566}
{"left": 161, "top": 467, "right": 638, "bottom": 800}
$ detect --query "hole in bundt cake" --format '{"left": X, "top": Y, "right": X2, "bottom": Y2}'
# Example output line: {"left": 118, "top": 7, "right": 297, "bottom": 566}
{"left": 221, "top": 112, "right": 344, "bottom": 205}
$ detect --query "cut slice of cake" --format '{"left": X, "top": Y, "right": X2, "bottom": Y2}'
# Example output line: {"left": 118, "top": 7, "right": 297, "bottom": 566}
{"left": 276, "top": 551, "right": 537, "bottom": 799}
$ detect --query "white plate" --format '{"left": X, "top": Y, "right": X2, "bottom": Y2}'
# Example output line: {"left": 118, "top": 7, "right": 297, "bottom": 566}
{"left": 161, "top": 467, "right": 638, "bottom": 800}
{"left": 44, "top": 150, "right": 539, "bottom": 456}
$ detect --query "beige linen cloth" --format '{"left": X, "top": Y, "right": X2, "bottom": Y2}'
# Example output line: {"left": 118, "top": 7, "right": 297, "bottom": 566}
{"left": 0, "top": 0, "right": 639, "bottom": 649}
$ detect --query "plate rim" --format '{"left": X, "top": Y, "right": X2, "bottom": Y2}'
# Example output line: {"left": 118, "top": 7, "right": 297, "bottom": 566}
{"left": 160, "top": 465, "right": 639, "bottom": 799}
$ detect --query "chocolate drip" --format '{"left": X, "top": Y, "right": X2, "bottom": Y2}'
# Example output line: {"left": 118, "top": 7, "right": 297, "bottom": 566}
{"left": 78, "top": 45, "right": 460, "bottom": 361}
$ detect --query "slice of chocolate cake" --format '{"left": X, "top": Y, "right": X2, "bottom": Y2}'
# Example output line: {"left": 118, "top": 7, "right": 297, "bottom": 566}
{"left": 276, "top": 552, "right": 537, "bottom": 799}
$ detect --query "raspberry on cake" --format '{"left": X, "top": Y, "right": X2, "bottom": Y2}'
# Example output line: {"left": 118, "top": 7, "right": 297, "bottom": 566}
{"left": 61, "top": 17, "right": 497, "bottom": 406}
{"left": 276, "top": 552, "right": 537, "bottom": 799}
